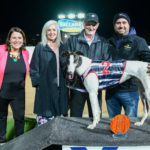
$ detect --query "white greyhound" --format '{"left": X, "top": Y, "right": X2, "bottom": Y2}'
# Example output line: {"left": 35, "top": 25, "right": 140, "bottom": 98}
{"left": 62, "top": 51, "right": 150, "bottom": 129}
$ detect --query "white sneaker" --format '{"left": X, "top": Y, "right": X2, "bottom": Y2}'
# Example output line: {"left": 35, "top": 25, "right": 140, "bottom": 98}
{"left": 0, "top": 142, "right": 6, "bottom": 146}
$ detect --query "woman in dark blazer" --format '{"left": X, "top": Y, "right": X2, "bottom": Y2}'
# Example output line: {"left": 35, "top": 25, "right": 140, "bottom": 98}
{"left": 30, "top": 20, "right": 68, "bottom": 126}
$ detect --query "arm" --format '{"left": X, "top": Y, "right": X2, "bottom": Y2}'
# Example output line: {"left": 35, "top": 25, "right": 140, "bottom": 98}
{"left": 102, "top": 42, "right": 112, "bottom": 61}
{"left": 137, "top": 38, "right": 150, "bottom": 62}
{"left": 30, "top": 45, "right": 40, "bottom": 87}
{"left": 64, "top": 35, "right": 76, "bottom": 52}
{"left": 137, "top": 38, "right": 150, "bottom": 75}
{"left": 24, "top": 49, "right": 30, "bottom": 74}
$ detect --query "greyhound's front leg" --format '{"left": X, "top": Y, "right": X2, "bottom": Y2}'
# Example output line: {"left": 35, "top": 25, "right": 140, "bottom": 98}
{"left": 87, "top": 92, "right": 100, "bottom": 129}
{"left": 84, "top": 73, "right": 100, "bottom": 129}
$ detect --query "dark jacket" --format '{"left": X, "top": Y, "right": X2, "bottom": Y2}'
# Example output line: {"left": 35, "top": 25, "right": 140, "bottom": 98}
{"left": 65, "top": 30, "right": 111, "bottom": 61}
{"left": 65, "top": 30, "right": 111, "bottom": 89}
{"left": 108, "top": 34, "right": 150, "bottom": 91}
{"left": 30, "top": 43, "right": 68, "bottom": 117}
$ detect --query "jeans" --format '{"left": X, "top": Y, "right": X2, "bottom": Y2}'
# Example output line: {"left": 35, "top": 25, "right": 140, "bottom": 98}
{"left": 106, "top": 90, "right": 139, "bottom": 118}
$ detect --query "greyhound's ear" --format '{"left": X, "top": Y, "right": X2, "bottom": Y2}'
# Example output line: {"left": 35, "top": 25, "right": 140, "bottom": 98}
{"left": 60, "top": 51, "right": 70, "bottom": 72}
{"left": 61, "top": 51, "right": 70, "bottom": 57}
{"left": 75, "top": 51, "right": 84, "bottom": 56}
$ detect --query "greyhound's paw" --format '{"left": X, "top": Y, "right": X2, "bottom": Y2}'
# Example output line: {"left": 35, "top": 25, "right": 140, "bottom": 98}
{"left": 87, "top": 124, "right": 96, "bottom": 129}
{"left": 134, "top": 121, "right": 143, "bottom": 126}
{"left": 87, "top": 120, "right": 99, "bottom": 129}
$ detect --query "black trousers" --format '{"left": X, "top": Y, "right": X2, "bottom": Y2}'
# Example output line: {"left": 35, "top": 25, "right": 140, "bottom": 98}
{"left": 0, "top": 90, "right": 25, "bottom": 140}
{"left": 69, "top": 89, "right": 102, "bottom": 117}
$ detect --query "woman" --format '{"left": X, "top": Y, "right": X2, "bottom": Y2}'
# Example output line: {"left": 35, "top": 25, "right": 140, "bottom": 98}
{"left": 30, "top": 20, "right": 68, "bottom": 126}
{"left": 0, "top": 27, "right": 29, "bottom": 143}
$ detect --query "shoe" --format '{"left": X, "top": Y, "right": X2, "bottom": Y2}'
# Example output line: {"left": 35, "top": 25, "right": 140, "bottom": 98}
{"left": 0, "top": 139, "right": 6, "bottom": 143}
{"left": 0, "top": 142, "right": 6, "bottom": 146}
{"left": 0, "top": 139, "right": 6, "bottom": 146}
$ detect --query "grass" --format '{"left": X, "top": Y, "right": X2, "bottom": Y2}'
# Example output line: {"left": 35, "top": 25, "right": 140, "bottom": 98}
{"left": 6, "top": 117, "right": 36, "bottom": 141}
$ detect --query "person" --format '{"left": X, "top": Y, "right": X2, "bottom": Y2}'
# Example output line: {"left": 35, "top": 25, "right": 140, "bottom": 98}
{"left": 106, "top": 12, "right": 150, "bottom": 118}
{"left": 0, "top": 27, "right": 29, "bottom": 143}
{"left": 30, "top": 20, "right": 68, "bottom": 126}
{"left": 65, "top": 13, "right": 110, "bottom": 117}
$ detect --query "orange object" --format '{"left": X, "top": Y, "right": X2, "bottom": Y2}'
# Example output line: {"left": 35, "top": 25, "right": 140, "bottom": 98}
{"left": 110, "top": 114, "right": 130, "bottom": 134}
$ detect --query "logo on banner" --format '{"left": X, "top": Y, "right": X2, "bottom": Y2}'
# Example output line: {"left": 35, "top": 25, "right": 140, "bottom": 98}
{"left": 58, "top": 19, "right": 84, "bottom": 33}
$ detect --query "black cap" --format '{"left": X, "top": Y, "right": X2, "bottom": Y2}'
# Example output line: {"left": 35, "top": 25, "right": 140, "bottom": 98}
{"left": 113, "top": 12, "right": 131, "bottom": 25}
{"left": 84, "top": 13, "right": 99, "bottom": 23}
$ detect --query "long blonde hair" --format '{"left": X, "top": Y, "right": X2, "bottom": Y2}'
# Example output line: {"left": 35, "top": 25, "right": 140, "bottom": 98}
{"left": 41, "top": 20, "right": 62, "bottom": 46}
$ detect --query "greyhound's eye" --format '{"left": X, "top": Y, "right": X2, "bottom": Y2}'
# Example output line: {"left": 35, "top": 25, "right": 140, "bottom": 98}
{"left": 74, "top": 59, "right": 77, "bottom": 63}
{"left": 74, "top": 55, "right": 79, "bottom": 63}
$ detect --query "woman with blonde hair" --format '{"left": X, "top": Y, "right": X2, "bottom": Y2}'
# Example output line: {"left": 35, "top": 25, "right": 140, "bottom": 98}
{"left": 30, "top": 20, "right": 68, "bottom": 126}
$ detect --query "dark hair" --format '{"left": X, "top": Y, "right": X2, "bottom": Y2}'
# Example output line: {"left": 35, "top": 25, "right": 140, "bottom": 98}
{"left": 6, "top": 27, "right": 26, "bottom": 51}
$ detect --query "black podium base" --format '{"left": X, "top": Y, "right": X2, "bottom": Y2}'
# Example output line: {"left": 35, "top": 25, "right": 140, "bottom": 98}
{"left": 1, "top": 117, "right": 150, "bottom": 150}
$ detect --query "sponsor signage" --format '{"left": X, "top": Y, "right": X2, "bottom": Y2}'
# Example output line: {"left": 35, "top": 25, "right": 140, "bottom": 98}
{"left": 58, "top": 19, "right": 84, "bottom": 33}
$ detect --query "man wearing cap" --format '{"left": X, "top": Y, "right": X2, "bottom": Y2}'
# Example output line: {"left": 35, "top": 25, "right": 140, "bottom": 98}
{"left": 106, "top": 12, "right": 150, "bottom": 119}
{"left": 65, "top": 12, "right": 111, "bottom": 117}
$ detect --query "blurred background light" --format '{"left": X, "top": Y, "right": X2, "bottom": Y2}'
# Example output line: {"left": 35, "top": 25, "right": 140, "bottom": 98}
{"left": 58, "top": 14, "right": 66, "bottom": 19}
{"left": 67, "top": 13, "right": 76, "bottom": 19}
{"left": 58, "top": 12, "right": 85, "bottom": 20}
{"left": 77, "top": 13, "right": 85, "bottom": 19}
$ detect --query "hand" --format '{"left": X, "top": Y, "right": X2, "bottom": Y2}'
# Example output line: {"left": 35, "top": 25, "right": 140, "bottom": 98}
{"left": 147, "top": 64, "right": 150, "bottom": 75}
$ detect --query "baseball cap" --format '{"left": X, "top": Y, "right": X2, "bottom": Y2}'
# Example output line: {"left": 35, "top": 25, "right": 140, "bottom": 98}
{"left": 113, "top": 12, "right": 131, "bottom": 25}
{"left": 84, "top": 13, "right": 99, "bottom": 23}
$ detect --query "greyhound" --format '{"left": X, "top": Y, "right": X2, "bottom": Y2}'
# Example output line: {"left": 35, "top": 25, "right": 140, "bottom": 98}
{"left": 62, "top": 51, "right": 150, "bottom": 129}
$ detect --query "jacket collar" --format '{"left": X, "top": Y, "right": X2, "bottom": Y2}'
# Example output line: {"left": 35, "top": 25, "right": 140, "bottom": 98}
{"left": 109, "top": 33, "right": 134, "bottom": 47}
{"left": 78, "top": 30, "right": 101, "bottom": 44}
{"left": 109, "top": 27, "right": 136, "bottom": 46}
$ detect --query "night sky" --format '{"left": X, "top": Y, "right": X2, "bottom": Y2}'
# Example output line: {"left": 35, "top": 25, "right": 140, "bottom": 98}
{"left": 0, "top": 0, "right": 150, "bottom": 44}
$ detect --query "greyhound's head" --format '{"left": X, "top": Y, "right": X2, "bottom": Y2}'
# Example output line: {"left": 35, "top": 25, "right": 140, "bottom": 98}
{"left": 61, "top": 51, "right": 83, "bottom": 81}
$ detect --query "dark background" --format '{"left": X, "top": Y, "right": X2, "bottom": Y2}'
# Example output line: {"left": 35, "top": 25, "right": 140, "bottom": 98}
{"left": 0, "top": 0, "right": 150, "bottom": 45}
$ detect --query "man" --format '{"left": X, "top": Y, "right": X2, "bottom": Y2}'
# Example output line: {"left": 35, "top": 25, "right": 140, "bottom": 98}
{"left": 106, "top": 12, "right": 150, "bottom": 118}
{"left": 65, "top": 13, "right": 110, "bottom": 117}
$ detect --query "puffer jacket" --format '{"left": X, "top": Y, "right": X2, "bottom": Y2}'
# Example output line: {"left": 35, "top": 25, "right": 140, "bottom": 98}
{"left": 108, "top": 34, "right": 150, "bottom": 91}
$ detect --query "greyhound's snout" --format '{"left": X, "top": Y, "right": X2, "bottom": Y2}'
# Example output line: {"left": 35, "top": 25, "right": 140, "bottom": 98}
{"left": 67, "top": 71, "right": 74, "bottom": 80}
